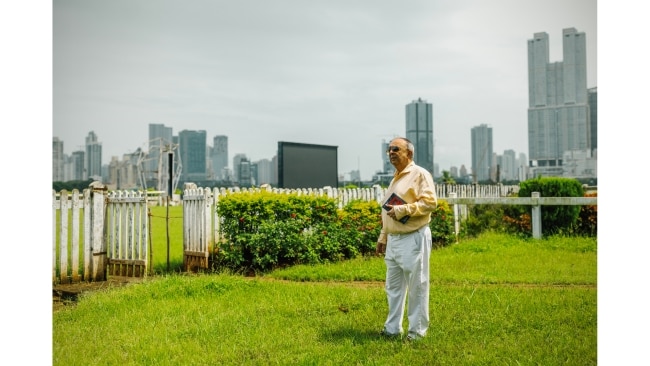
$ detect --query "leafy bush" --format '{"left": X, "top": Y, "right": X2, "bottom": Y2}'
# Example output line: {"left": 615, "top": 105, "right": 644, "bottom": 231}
{"left": 573, "top": 191, "right": 597, "bottom": 236}
{"left": 429, "top": 200, "right": 456, "bottom": 247}
{"left": 463, "top": 204, "right": 510, "bottom": 238}
{"left": 336, "top": 200, "right": 382, "bottom": 257}
{"left": 213, "top": 193, "right": 382, "bottom": 273}
{"left": 515, "top": 177, "right": 584, "bottom": 236}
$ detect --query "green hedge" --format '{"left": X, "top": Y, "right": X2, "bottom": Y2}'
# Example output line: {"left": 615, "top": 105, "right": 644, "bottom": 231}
{"left": 517, "top": 177, "right": 584, "bottom": 236}
{"left": 463, "top": 178, "right": 595, "bottom": 238}
{"left": 212, "top": 192, "right": 455, "bottom": 273}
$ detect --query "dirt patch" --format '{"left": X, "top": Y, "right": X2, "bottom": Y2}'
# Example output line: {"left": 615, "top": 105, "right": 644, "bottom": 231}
{"left": 53, "top": 276, "right": 145, "bottom": 312}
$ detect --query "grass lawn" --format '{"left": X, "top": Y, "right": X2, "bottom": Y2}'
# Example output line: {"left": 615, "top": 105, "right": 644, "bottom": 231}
{"left": 53, "top": 231, "right": 596, "bottom": 365}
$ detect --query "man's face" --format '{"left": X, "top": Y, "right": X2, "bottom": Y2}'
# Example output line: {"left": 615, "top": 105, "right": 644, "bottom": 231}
{"left": 387, "top": 139, "right": 410, "bottom": 170}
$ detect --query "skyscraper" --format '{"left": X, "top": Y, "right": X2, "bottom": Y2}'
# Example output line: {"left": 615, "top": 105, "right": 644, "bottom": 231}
{"left": 53, "top": 137, "right": 64, "bottom": 182}
{"left": 588, "top": 87, "right": 597, "bottom": 154}
{"left": 381, "top": 139, "right": 395, "bottom": 174}
{"left": 255, "top": 158, "right": 275, "bottom": 186}
{"left": 471, "top": 124, "right": 493, "bottom": 182}
{"left": 527, "top": 28, "right": 590, "bottom": 177}
{"left": 178, "top": 130, "right": 207, "bottom": 182}
{"left": 211, "top": 135, "right": 228, "bottom": 181}
{"left": 501, "top": 149, "right": 517, "bottom": 181}
{"left": 70, "top": 150, "right": 85, "bottom": 181}
{"left": 85, "top": 131, "right": 102, "bottom": 180}
{"left": 232, "top": 153, "right": 247, "bottom": 183}
{"left": 405, "top": 98, "right": 434, "bottom": 176}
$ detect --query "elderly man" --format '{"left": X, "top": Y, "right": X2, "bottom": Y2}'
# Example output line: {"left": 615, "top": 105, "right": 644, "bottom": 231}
{"left": 376, "top": 137, "right": 437, "bottom": 342}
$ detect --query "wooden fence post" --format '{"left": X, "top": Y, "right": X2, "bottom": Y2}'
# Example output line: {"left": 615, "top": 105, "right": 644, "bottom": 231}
{"left": 450, "top": 192, "right": 460, "bottom": 242}
{"left": 531, "top": 192, "right": 542, "bottom": 239}
{"left": 91, "top": 182, "right": 107, "bottom": 281}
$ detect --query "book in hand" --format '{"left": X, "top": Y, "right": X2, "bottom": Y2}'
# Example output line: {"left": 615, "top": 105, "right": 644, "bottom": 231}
{"left": 382, "top": 193, "right": 411, "bottom": 224}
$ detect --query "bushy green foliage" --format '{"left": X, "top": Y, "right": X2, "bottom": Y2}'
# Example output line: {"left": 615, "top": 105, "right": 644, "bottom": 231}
{"left": 336, "top": 200, "right": 383, "bottom": 256}
{"left": 429, "top": 200, "right": 456, "bottom": 247}
{"left": 463, "top": 179, "right": 594, "bottom": 238}
{"left": 516, "top": 177, "right": 585, "bottom": 236}
{"left": 213, "top": 193, "right": 382, "bottom": 273}
{"left": 463, "top": 204, "right": 511, "bottom": 238}
{"left": 213, "top": 192, "right": 336, "bottom": 273}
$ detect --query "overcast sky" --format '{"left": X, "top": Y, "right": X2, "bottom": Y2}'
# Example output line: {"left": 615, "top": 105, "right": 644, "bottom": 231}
{"left": 7, "top": 2, "right": 650, "bottom": 360}
{"left": 52, "top": 0, "right": 596, "bottom": 180}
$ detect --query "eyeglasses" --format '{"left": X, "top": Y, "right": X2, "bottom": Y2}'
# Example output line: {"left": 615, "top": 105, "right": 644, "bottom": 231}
{"left": 386, "top": 146, "right": 401, "bottom": 153}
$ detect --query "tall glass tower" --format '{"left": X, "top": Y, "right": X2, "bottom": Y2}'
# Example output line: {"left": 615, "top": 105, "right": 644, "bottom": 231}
{"left": 53, "top": 137, "right": 64, "bottom": 182}
{"left": 178, "top": 130, "right": 207, "bottom": 182}
{"left": 527, "top": 28, "right": 590, "bottom": 177}
{"left": 405, "top": 98, "right": 434, "bottom": 176}
{"left": 85, "top": 131, "right": 102, "bottom": 180}
{"left": 211, "top": 135, "right": 228, "bottom": 181}
{"left": 471, "top": 124, "right": 493, "bottom": 182}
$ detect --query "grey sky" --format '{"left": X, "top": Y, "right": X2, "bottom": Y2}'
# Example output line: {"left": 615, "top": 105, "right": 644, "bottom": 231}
{"left": 53, "top": 0, "right": 597, "bottom": 180}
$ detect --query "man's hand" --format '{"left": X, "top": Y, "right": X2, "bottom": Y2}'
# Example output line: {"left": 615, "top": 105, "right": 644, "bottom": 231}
{"left": 385, "top": 205, "right": 397, "bottom": 220}
{"left": 376, "top": 242, "right": 386, "bottom": 256}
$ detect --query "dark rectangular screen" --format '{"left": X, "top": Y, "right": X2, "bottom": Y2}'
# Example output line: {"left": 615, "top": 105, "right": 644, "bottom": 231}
{"left": 278, "top": 141, "right": 338, "bottom": 189}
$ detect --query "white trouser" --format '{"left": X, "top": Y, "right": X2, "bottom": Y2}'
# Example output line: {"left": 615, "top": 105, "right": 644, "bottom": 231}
{"left": 383, "top": 225, "right": 431, "bottom": 338}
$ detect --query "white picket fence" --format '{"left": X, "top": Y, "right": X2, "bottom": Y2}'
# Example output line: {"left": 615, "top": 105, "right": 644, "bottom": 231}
{"left": 180, "top": 184, "right": 521, "bottom": 271}
{"left": 52, "top": 184, "right": 149, "bottom": 284}
{"left": 53, "top": 182, "right": 549, "bottom": 280}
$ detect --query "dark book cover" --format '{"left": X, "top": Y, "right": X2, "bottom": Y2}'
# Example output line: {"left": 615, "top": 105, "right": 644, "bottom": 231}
{"left": 382, "top": 193, "right": 410, "bottom": 224}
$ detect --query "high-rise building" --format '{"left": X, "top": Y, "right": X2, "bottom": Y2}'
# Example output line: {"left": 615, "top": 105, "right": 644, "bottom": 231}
{"left": 70, "top": 150, "right": 85, "bottom": 181}
{"left": 237, "top": 157, "right": 252, "bottom": 187}
{"left": 85, "top": 131, "right": 102, "bottom": 180}
{"left": 501, "top": 149, "right": 517, "bottom": 181}
{"left": 381, "top": 139, "right": 395, "bottom": 174}
{"left": 471, "top": 124, "right": 493, "bottom": 182}
{"left": 232, "top": 153, "right": 247, "bottom": 183}
{"left": 178, "top": 130, "right": 207, "bottom": 182}
{"left": 405, "top": 98, "right": 434, "bottom": 176}
{"left": 255, "top": 158, "right": 275, "bottom": 186}
{"left": 517, "top": 153, "right": 529, "bottom": 181}
{"left": 527, "top": 28, "right": 590, "bottom": 177}
{"left": 588, "top": 87, "right": 597, "bottom": 154}
{"left": 53, "top": 137, "right": 64, "bottom": 181}
{"left": 107, "top": 149, "right": 141, "bottom": 190}
{"left": 459, "top": 165, "right": 468, "bottom": 180}
{"left": 211, "top": 135, "right": 228, "bottom": 181}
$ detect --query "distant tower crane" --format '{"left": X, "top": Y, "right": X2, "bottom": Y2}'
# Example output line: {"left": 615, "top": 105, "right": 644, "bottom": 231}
{"left": 136, "top": 138, "right": 182, "bottom": 193}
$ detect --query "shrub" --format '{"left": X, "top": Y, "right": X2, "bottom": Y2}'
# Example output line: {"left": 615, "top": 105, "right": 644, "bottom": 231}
{"left": 515, "top": 177, "right": 585, "bottom": 236}
{"left": 213, "top": 193, "right": 382, "bottom": 273}
{"left": 337, "top": 200, "right": 383, "bottom": 257}
{"left": 430, "top": 200, "right": 456, "bottom": 247}
{"left": 463, "top": 204, "right": 509, "bottom": 238}
{"left": 573, "top": 191, "right": 597, "bottom": 237}
{"left": 214, "top": 192, "right": 339, "bottom": 273}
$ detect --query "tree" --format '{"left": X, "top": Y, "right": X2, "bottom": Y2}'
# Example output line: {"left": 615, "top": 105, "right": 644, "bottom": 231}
{"left": 440, "top": 171, "right": 456, "bottom": 185}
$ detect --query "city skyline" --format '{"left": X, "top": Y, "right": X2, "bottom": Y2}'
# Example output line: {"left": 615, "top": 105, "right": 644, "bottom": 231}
{"left": 52, "top": 124, "right": 528, "bottom": 182}
{"left": 52, "top": 0, "right": 596, "bottom": 181}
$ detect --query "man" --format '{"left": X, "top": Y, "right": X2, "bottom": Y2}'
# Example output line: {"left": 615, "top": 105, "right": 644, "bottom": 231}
{"left": 376, "top": 137, "right": 437, "bottom": 342}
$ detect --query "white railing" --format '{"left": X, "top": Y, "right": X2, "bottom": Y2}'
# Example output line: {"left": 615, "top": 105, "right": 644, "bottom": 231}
{"left": 446, "top": 192, "right": 598, "bottom": 239}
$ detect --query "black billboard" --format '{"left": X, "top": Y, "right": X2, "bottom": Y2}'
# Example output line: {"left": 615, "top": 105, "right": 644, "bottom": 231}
{"left": 277, "top": 141, "right": 338, "bottom": 189}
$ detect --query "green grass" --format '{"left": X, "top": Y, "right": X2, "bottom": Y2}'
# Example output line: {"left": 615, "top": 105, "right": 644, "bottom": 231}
{"left": 148, "top": 205, "right": 185, "bottom": 272}
{"left": 53, "top": 232, "right": 597, "bottom": 365}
